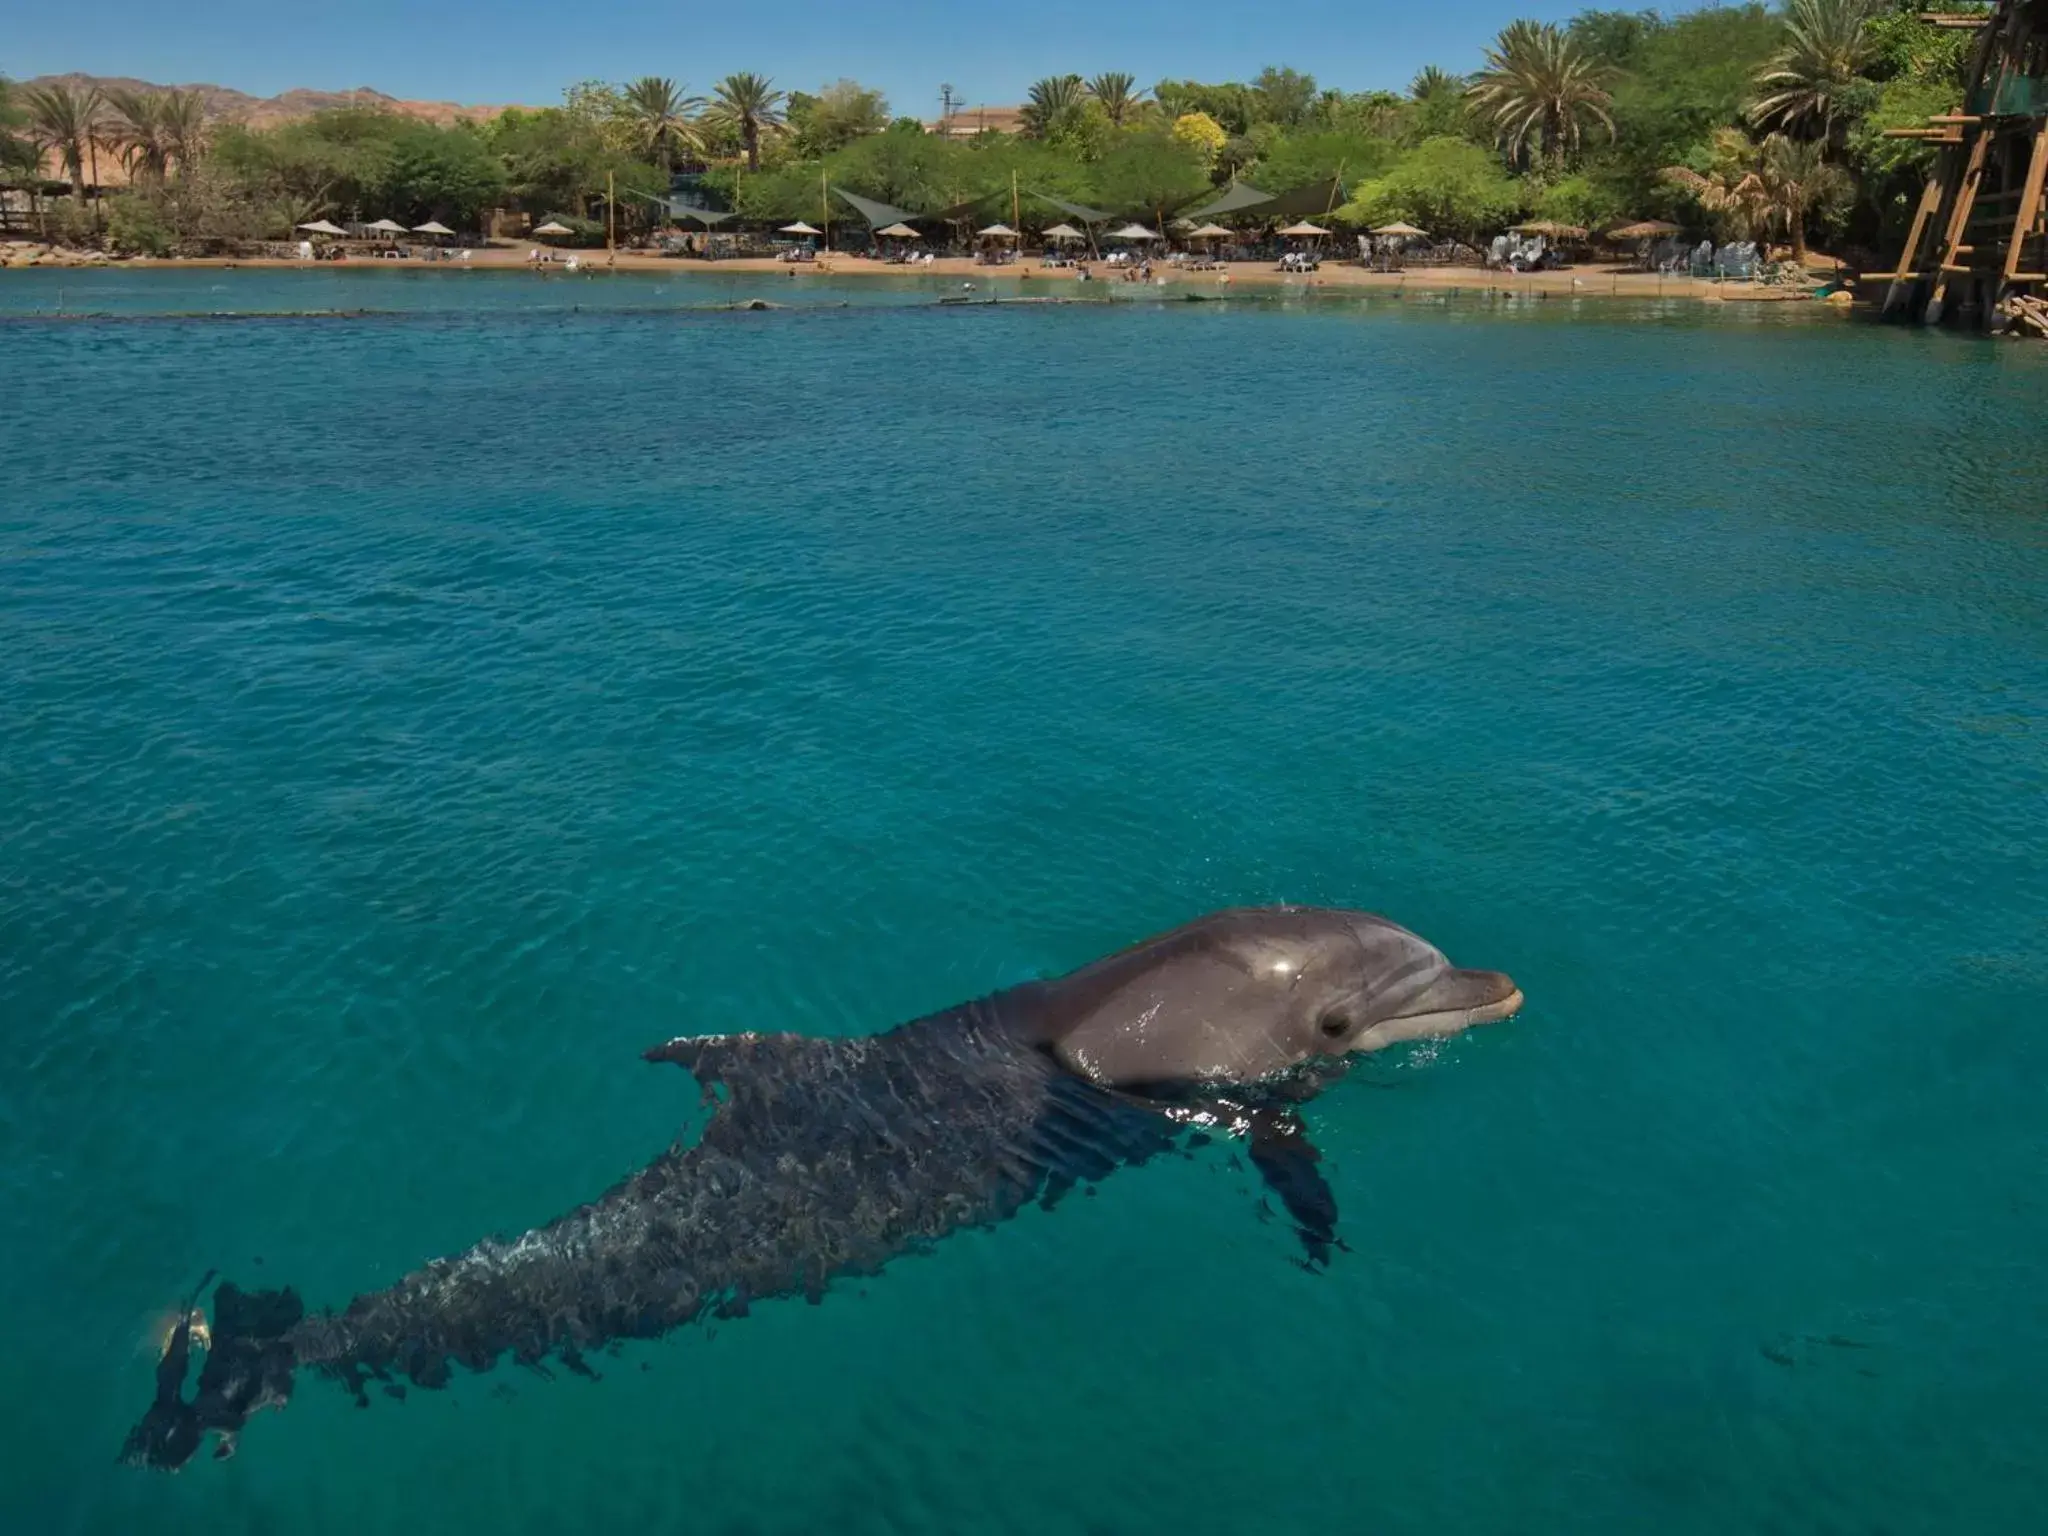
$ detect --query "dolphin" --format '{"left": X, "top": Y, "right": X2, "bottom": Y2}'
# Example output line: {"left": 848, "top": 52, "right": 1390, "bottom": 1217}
{"left": 123, "top": 905, "right": 1520, "bottom": 1470}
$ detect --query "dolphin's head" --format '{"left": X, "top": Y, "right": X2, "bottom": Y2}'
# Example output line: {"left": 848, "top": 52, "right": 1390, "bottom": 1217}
{"left": 1036, "top": 906, "right": 1522, "bottom": 1088}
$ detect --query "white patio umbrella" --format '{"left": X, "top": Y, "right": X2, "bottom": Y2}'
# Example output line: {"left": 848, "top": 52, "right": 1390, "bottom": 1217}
{"left": 875, "top": 223, "right": 921, "bottom": 239}
{"left": 1186, "top": 223, "right": 1235, "bottom": 240}
{"left": 976, "top": 222, "right": 1019, "bottom": 238}
{"left": 1042, "top": 223, "right": 1087, "bottom": 242}
{"left": 295, "top": 220, "right": 346, "bottom": 237}
{"left": 1371, "top": 222, "right": 1428, "bottom": 238}
{"left": 531, "top": 221, "right": 574, "bottom": 237}
{"left": 364, "top": 218, "right": 409, "bottom": 236}
{"left": 411, "top": 221, "right": 456, "bottom": 237}
{"left": 1107, "top": 223, "right": 1163, "bottom": 240}
{"left": 1278, "top": 221, "right": 1331, "bottom": 237}
{"left": 779, "top": 221, "right": 822, "bottom": 236}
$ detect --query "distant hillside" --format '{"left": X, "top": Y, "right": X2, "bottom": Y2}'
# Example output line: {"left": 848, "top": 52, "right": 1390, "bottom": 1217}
{"left": 21, "top": 72, "right": 524, "bottom": 131}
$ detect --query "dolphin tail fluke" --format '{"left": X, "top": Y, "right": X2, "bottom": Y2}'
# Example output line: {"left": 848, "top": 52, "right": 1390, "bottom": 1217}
{"left": 122, "top": 1278, "right": 304, "bottom": 1471}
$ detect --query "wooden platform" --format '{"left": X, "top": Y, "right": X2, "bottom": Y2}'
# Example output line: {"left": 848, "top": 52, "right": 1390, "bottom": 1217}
{"left": 1882, "top": 0, "right": 2048, "bottom": 331}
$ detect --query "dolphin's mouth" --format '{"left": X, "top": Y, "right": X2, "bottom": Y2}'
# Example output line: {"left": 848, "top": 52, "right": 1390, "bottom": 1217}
{"left": 1357, "top": 968, "right": 1523, "bottom": 1049}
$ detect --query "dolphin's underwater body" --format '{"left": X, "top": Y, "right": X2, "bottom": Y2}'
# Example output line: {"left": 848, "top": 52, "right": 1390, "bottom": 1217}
{"left": 125, "top": 905, "right": 1521, "bottom": 1471}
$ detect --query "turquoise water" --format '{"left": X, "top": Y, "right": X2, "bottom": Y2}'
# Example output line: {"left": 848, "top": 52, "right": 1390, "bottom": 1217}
{"left": 3, "top": 270, "right": 2046, "bottom": 1534}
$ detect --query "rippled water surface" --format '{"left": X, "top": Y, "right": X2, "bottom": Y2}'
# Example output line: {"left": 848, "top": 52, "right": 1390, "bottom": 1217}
{"left": 4, "top": 270, "right": 2047, "bottom": 1535}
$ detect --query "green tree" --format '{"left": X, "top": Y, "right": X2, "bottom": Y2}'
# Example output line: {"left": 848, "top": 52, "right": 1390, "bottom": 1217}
{"left": 376, "top": 122, "right": 507, "bottom": 225}
{"left": 1468, "top": 21, "right": 1615, "bottom": 172}
{"left": 1567, "top": 10, "right": 1657, "bottom": 69}
{"left": 1339, "top": 137, "right": 1526, "bottom": 243}
{"left": 1531, "top": 172, "right": 1623, "bottom": 229}
{"left": 623, "top": 76, "right": 704, "bottom": 171}
{"left": 1252, "top": 130, "right": 1398, "bottom": 194}
{"left": 1155, "top": 79, "right": 1255, "bottom": 135}
{"left": 1251, "top": 66, "right": 1318, "bottom": 127}
{"left": 708, "top": 73, "right": 787, "bottom": 171}
{"left": 1749, "top": 0, "right": 1880, "bottom": 140}
{"left": 1088, "top": 130, "right": 1207, "bottom": 224}
{"left": 789, "top": 79, "right": 889, "bottom": 157}
{"left": 1087, "top": 72, "right": 1146, "bottom": 127}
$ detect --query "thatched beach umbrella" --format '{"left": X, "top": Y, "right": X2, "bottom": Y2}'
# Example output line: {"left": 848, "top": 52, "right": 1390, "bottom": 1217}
{"left": 1371, "top": 222, "right": 1428, "bottom": 238}
{"left": 364, "top": 218, "right": 409, "bottom": 239}
{"left": 1107, "top": 222, "right": 1163, "bottom": 241}
{"left": 532, "top": 220, "right": 574, "bottom": 238}
{"left": 1278, "top": 221, "right": 1331, "bottom": 238}
{"left": 876, "top": 223, "right": 921, "bottom": 239}
{"left": 1042, "top": 223, "right": 1087, "bottom": 243}
{"left": 295, "top": 220, "right": 346, "bottom": 237}
{"left": 1186, "top": 222, "right": 1234, "bottom": 240}
{"left": 779, "top": 221, "right": 822, "bottom": 236}
{"left": 976, "top": 222, "right": 1019, "bottom": 239}
{"left": 1606, "top": 220, "right": 1679, "bottom": 240}
{"left": 1511, "top": 220, "right": 1587, "bottom": 240}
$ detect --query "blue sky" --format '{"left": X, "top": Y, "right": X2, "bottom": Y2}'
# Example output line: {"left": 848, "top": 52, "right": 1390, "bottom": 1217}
{"left": 6, "top": 0, "right": 1697, "bottom": 113}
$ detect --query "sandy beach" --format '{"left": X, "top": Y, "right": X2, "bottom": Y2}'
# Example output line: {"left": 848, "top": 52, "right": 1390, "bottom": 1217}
{"left": 0, "top": 241, "right": 1846, "bottom": 302}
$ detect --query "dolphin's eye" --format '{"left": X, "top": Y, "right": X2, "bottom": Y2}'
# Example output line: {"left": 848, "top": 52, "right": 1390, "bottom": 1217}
{"left": 1318, "top": 1012, "right": 1350, "bottom": 1039}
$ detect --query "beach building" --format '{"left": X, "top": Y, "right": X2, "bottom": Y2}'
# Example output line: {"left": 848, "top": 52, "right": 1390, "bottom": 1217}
{"left": 925, "top": 105, "right": 1025, "bottom": 139}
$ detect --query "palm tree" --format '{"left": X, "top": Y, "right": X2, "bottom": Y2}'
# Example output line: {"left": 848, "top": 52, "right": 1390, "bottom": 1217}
{"left": 1661, "top": 128, "right": 1846, "bottom": 258}
{"left": 1661, "top": 129, "right": 1769, "bottom": 240}
{"left": 104, "top": 86, "right": 171, "bottom": 182}
{"left": 708, "top": 72, "right": 786, "bottom": 171}
{"left": 1020, "top": 74, "right": 1086, "bottom": 137}
{"left": 1748, "top": 0, "right": 1878, "bottom": 140}
{"left": 1754, "top": 131, "right": 1850, "bottom": 260}
{"left": 1410, "top": 66, "right": 1465, "bottom": 102}
{"left": 23, "top": 81, "right": 104, "bottom": 208}
{"left": 624, "top": 76, "right": 704, "bottom": 172}
{"left": 1467, "top": 21, "right": 1614, "bottom": 172}
{"left": 1087, "top": 72, "right": 1145, "bottom": 127}
{"left": 160, "top": 89, "right": 207, "bottom": 175}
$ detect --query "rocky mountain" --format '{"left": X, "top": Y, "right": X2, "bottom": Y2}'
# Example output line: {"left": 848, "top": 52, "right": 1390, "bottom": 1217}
{"left": 19, "top": 72, "right": 522, "bottom": 129}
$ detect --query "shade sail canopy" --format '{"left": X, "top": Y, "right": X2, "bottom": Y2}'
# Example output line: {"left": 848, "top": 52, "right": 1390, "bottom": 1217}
{"left": 976, "top": 222, "right": 1019, "bottom": 237}
{"left": 779, "top": 221, "right": 823, "bottom": 235}
{"left": 1107, "top": 222, "right": 1163, "bottom": 240}
{"left": 1185, "top": 181, "right": 1277, "bottom": 221}
{"left": 531, "top": 220, "right": 574, "bottom": 236}
{"left": 1034, "top": 192, "right": 1113, "bottom": 225}
{"left": 876, "top": 222, "right": 922, "bottom": 238}
{"left": 364, "top": 218, "right": 409, "bottom": 234}
{"left": 1512, "top": 220, "right": 1587, "bottom": 238}
{"left": 1606, "top": 219, "right": 1680, "bottom": 239}
{"left": 1278, "top": 221, "right": 1331, "bottom": 236}
{"left": 833, "top": 187, "right": 919, "bottom": 229}
{"left": 663, "top": 201, "right": 733, "bottom": 227}
{"left": 1189, "top": 177, "right": 1349, "bottom": 225}
{"left": 1186, "top": 223, "right": 1236, "bottom": 239}
{"left": 411, "top": 221, "right": 456, "bottom": 236}
{"left": 295, "top": 220, "right": 346, "bottom": 236}
{"left": 1370, "top": 221, "right": 1428, "bottom": 237}
{"left": 1041, "top": 223, "right": 1087, "bottom": 241}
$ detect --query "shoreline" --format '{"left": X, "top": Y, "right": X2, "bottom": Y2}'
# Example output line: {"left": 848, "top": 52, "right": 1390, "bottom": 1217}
{"left": 0, "top": 246, "right": 1844, "bottom": 303}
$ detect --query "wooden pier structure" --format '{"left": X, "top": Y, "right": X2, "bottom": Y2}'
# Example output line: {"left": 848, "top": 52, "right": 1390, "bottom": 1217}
{"left": 1881, "top": 2, "right": 2048, "bottom": 333}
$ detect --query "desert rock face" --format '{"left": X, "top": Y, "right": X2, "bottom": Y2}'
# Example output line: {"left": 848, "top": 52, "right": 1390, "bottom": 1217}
{"left": 20, "top": 74, "right": 527, "bottom": 184}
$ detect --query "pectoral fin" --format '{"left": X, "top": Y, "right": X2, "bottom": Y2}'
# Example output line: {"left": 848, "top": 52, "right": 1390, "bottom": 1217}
{"left": 1244, "top": 1111, "right": 1340, "bottom": 1270}
{"left": 1103, "top": 1086, "right": 1343, "bottom": 1269}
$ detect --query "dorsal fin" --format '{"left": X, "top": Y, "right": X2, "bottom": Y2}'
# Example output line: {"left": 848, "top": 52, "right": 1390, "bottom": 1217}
{"left": 642, "top": 1031, "right": 865, "bottom": 1102}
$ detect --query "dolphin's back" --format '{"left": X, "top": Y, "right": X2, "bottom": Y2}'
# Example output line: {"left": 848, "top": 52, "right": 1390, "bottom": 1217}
{"left": 129, "top": 1005, "right": 1180, "bottom": 1468}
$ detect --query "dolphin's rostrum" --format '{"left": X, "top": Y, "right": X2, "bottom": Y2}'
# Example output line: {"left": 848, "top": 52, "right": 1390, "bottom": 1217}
{"left": 124, "top": 905, "right": 1521, "bottom": 1470}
